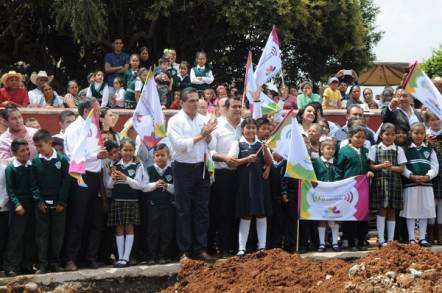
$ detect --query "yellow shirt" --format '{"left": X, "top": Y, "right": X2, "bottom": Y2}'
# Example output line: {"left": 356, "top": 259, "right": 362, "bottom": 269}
{"left": 322, "top": 87, "right": 342, "bottom": 109}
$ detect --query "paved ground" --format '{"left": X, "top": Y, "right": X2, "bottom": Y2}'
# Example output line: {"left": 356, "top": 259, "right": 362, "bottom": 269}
{"left": 0, "top": 246, "right": 441, "bottom": 287}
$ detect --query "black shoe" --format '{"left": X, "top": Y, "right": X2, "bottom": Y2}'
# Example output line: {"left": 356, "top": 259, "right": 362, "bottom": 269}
{"left": 50, "top": 264, "right": 64, "bottom": 273}
{"left": 36, "top": 266, "right": 48, "bottom": 274}
{"left": 357, "top": 245, "right": 368, "bottom": 251}
{"left": 5, "top": 270, "right": 18, "bottom": 277}
{"left": 350, "top": 246, "right": 358, "bottom": 252}
{"left": 146, "top": 258, "right": 156, "bottom": 265}
{"left": 194, "top": 252, "right": 215, "bottom": 262}
{"left": 419, "top": 239, "right": 432, "bottom": 247}
{"left": 114, "top": 260, "right": 129, "bottom": 268}
{"left": 86, "top": 260, "right": 100, "bottom": 269}
{"left": 158, "top": 258, "right": 167, "bottom": 265}
{"left": 21, "top": 266, "right": 35, "bottom": 275}
{"left": 332, "top": 244, "right": 341, "bottom": 252}
{"left": 317, "top": 244, "right": 326, "bottom": 252}
{"left": 180, "top": 253, "right": 190, "bottom": 261}
{"left": 65, "top": 261, "right": 78, "bottom": 271}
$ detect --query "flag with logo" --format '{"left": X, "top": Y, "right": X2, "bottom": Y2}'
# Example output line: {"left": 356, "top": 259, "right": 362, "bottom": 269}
{"left": 299, "top": 175, "right": 369, "bottom": 221}
{"left": 285, "top": 117, "right": 317, "bottom": 181}
{"left": 254, "top": 25, "right": 282, "bottom": 88}
{"left": 133, "top": 72, "right": 166, "bottom": 148}
{"left": 245, "top": 51, "right": 279, "bottom": 115}
{"left": 266, "top": 110, "right": 293, "bottom": 158}
{"left": 68, "top": 108, "right": 100, "bottom": 187}
{"left": 404, "top": 62, "right": 442, "bottom": 120}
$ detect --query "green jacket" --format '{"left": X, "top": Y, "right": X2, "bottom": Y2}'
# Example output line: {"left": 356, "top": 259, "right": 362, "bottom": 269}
{"left": 336, "top": 145, "right": 369, "bottom": 180}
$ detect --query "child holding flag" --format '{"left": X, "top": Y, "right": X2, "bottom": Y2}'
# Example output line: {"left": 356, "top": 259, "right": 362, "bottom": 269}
{"left": 401, "top": 122, "right": 438, "bottom": 246}
{"left": 368, "top": 123, "right": 406, "bottom": 247}
{"left": 312, "top": 138, "right": 340, "bottom": 252}
{"left": 228, "top": 118, "right": 272, "bottom": 256}
{"left": 105, "top": 138, "right": 145, "bottom": 267}
{"left": 336, "top": 125, "right": 373, "bottom": 251}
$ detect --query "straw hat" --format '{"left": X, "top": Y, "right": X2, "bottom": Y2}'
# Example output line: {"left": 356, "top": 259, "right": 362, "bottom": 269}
{"left": 30, "top": 70, "right": 54, "bottom": 85}
{"left": 1, "top": 71, "right": 22, "bottom": 85}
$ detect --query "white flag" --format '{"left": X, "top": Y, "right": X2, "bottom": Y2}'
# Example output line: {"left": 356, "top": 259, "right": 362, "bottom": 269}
{"left": 254, "top": 26, "right": 282, "bottom": 87}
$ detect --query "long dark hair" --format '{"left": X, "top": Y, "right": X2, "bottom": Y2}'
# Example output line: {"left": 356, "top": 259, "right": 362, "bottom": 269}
{"left": 296, "top": 104, "right": 318, "bottom": 124}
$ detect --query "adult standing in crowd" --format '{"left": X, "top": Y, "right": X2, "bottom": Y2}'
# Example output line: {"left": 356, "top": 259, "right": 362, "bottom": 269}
{"left": 0, "top": 107, "right": 37, "bottom": 162}
{"left": 63, "top": 81, "right": 80, "bottom": 108}
{"left": 0, "top": 71, "right": 29, "bottom": 107}
{"left": 296, "top": 81, "right": 321, "bottom": 110}
{"left": 346, "top": 85, "right": 367, "bottom": 110}
{"left": 28, "top": 71, "right": 55, "bottom": 107}
{"left": 381, "top": 87, "right": 423, "bottom": 132}
{"left": 210, "top": 97, "right": 242, "bottom": 256}
{"left": 139, "top": 47, "right": 154, "bottom": 70}
{"left": 167, "top": 87, "right": 217, "bottom": 261}
{"left": 296, "top": 103, "right": 317, "bottom": 135}
{"left": 63, "top": 97, "right": 108, "bottom": 271}
{"left": 362, "top": 88, "right": 379, "bottom": 109}
{"left": 334, "top": 104, "right": 376, "bottom": 145}
{"left": 279, "top": 84, "right": 297, "bottom": 110}
{"left": 53, "top": 110, "right": 76, "bottom": 139}
{"left": 104, "top": 37, "right": 129, "bottom": 94}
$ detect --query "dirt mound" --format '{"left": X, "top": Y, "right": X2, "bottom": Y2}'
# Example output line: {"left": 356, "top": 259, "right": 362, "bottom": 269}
{"left": 164, "top": 243, "right": 442, "bottom": 292}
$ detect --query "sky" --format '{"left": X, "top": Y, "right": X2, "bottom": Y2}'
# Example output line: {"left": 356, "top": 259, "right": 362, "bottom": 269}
{"left": 373, "top": 0, "right": 442, "bottom": 63}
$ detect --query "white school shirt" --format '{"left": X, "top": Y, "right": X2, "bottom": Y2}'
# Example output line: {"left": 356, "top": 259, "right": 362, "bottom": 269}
{"left": 367, "top": 143, "right": 407, "bottom": 164}
{"left": 427, "top": 128, "right": 442, "bottom": 137}
{"left": 228, "top": 136, "right": 260, "bottom": 158}
{"left": 402, "top": 143, "right": 439, "bottom": 179}
{"left": 113, "top": 88, "right": 126, "bottom": 108}
{"left": 86, "top": 83, "right": 110, "bottom": 107}
{"left": 167, "top": 110, "right": 214, "bottom": 164}
{"left": 104, "top": 159, "right": 146, "bottom": 190}
{"left": 64, "top": 115, "right": 101, "bottom": 172}
{"left": 190, "top": 65, "right": 214, "bottom": 85}
{"left": 210, "top": 118, "right": 242, "bottom": 170}
{"left": 142, "top": 163, "right": 175, "bottom": 194}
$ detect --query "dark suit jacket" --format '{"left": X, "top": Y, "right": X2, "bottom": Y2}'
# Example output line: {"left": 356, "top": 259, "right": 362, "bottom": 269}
{"left": 381, "top": 105, "right": 423, "bottom": 131}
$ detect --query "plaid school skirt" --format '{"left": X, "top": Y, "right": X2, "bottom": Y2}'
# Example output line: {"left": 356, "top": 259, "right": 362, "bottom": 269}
{"left": 107, "top": 200, "right": 140, "bottom": 226}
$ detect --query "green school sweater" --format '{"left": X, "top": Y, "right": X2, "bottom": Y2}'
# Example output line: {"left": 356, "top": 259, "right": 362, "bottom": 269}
{"left": 403, "top": 145, "right": 434, "bottom": 187}
{"left": 312, "top": 158, "right": 337, "bottom": 182}
{"left": 5, "top": 161, "right": 33, "bottom": 207}
{"left": 31, "top": 152, "right": 71, "bottom": 206}
{"left": 336, "top": 145, "right": 369, "bottom": 180}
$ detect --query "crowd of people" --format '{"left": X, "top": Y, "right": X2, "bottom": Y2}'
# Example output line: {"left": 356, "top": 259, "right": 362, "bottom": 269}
{"left": 0, "top": 36, "right": 442, "bottom": 279}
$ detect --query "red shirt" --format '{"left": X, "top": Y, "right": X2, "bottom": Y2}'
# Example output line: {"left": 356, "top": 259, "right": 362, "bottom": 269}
{"left": 0, "top": 88, "right": 29, "bottom": 106}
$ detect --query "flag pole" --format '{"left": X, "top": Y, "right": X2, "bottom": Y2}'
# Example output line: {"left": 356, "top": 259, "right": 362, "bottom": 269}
{"left": 296, "top": 180, "right": 301, "bottom": 253}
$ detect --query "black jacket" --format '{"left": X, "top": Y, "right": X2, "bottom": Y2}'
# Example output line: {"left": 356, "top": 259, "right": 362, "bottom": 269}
{"left": 381, "top": 105, "right": 423, "bottom": 132}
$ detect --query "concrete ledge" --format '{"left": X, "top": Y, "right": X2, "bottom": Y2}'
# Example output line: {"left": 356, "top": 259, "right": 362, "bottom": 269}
{"left": 1, "top": 246, "right": 440, "bottom": 286}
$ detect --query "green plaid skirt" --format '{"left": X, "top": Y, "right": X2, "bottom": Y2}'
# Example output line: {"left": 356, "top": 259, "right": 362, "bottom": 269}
{"left": 370, "top": 147, "right": 403, "bottom": 209}
{"left": 108, "top": 200, "right": 140, "bottom": 226}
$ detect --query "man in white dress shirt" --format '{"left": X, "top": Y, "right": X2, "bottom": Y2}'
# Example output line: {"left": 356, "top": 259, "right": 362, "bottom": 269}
{"left": 167, "top": 87, "right": 217, "bottom": 261}
{"left": 63, "top": 96, "right": 108, "bottom": 271}
{"left": 209, "top": 96, "right": 242, "bottom": 256}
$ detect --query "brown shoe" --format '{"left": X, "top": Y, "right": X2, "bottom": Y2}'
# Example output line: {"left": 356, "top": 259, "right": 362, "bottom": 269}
{"left": 194, "top": 252, "right": 216, "bottom": 262}
{"left": 64, "top": 261, "right": 78, "bottom": 272}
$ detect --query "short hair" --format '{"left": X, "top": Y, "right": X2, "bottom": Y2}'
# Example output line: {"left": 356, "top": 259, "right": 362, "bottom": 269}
{"left": 346, "top": 104, "right": 363, "bottom": 115}
{"left": 33, "top": 129, "right": 52, "bottom": 143}
{"left": 104, "top": 139, "right": 119, "bottom": 152}
{"left": 52, "top": 137, "right": 64, "bottom": 148}
{"left": 181, "top": 87, "right": 198, "bottom": 102}
{"left": 77, "top": 96, "right": 97, "bottom": 117}
{"left": 241, "top": 117, "right": 257, "bottom": 129}
{"left": 112, "top": 36, "right": 124, "bottom": 43}
{"left": 256, "top": 117, "right": 271, "bottom": 129}
{"left": 154, "top": 143, "right": 170, "bottom": 154}
{"left": 59, "top": 110, "right": 75, "bottom": 123}
{"left": 159, "top": 57, "right": 169, "bottom": 65}
{"left": 11, "top": 138, "right": 28, "bottom": 154}
{"left": 224, "top": 96, "right": 241, "bottom": 109}
{"left": 309, "top": 123, "right": 323, "bottom": 136}
{"left": 2, "top": 106, "right": 19, "bottom": 121}
{"left": 296, "top": 104, "right": 318, "bottom": 124}
{"left": 347, "top": 116, "right": 364, "bottom": 129}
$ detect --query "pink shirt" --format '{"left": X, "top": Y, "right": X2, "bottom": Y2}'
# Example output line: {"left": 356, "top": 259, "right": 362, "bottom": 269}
{"left": 0, "top": 127, "right": 37, "bottom": 163}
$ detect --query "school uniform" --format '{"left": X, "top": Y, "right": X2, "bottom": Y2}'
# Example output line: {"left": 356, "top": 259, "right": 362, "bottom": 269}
{"left": 368, "top": 143, "right": 407, "bottom": 210}
{"left": 336, "top": 144, "right": 370, "bottom": 249}
{"left": 401, "top": 143, "right": 438, "bottom": 219}
{"left": 144, "top": 164, "right": 175, "bottom": 260}
{"left": 174, "top": 75, "right": 192, "bottom": 91}
{"left": 86, "top": 82, "right": 110, "bottom": 108}
{"left": 427, "top": 129, "right": 442, "bottom": 242}
{"left": 190, "top": 65, "right": 214, "bottom": 92}
{"left": 31, "top": 149, "right": 71, "bottom": 269}
{"left": 106, "top": 160, "right": 145, "bottom": 226}
{"left": 3, "top": 159, "right": 35, "bottom": 273}
{"left": 124, "top": 79, "right": 143, "bottom": 109}
{"left": 267, "top": 160, "right": 285, "bottom": 249}
{"left": 0, "top": 163, "right": 9, "bottom": 270}
{"left": 154, "top": 69, "right": 172, "bottom": 106}
{"left": 232, "top": 137, "right": 272, "bottom": 218}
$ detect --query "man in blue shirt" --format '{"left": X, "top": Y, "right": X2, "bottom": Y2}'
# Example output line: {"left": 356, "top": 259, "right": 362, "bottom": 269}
{"left": 104, "top": 37, "right": 129, "bottom": 93}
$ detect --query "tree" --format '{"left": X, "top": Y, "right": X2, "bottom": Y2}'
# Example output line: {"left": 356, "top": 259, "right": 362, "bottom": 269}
{"left": 0, "top": 0, "right": 382, "bottom": 92}
{"left": 422, "top": 45, "right": 442, "bottom": 78}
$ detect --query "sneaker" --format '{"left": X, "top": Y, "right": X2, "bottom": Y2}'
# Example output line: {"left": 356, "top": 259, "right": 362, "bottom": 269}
{"left": 236, "top": 250, "right": 245, "bottom": 257}
{"left": 64, "top": 261, "right": 78, "bottom": 272}
{"left": 419, "top": 239, "right": 432, "bottom": 247}
{"left": 317, "top": 244, "right": 326, "bottom": 252}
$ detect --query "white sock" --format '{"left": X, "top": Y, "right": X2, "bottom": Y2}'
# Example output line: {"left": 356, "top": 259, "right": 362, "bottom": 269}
{"left": 122, "top": 234, "right": 134, "bottom": 262}
{"left": 331, "top": 224, "right": 339, "bottom": 244}
{"left": 386, "top": 221, "right": 396, "bottom": 242}
{"left": 116, "top": 235, "right": 125, "bottom": 261}
{"left": 418, "top": 219, "right": 428, "bottom": 241}
{"left": 256, "top": 217, "right": 267, "bottom": 249}
{"left": 406, "top": 218, "right": 416, "bottom": 241}
{"left": 376, "top": 215, "right": 386, "bottom": 243}
{"left": 238, "top": 219, "right": 251, "bottom": 251}
{"left": 318, "top": 227, "right": 326, "bottom": 245}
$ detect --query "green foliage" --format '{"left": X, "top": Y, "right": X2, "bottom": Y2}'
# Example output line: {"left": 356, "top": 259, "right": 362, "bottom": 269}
{"left": 0, "top": 0, "right": 381, "bottom": 91}
{"left": 422, "top": 46, "right": 442, "bottom": 78}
